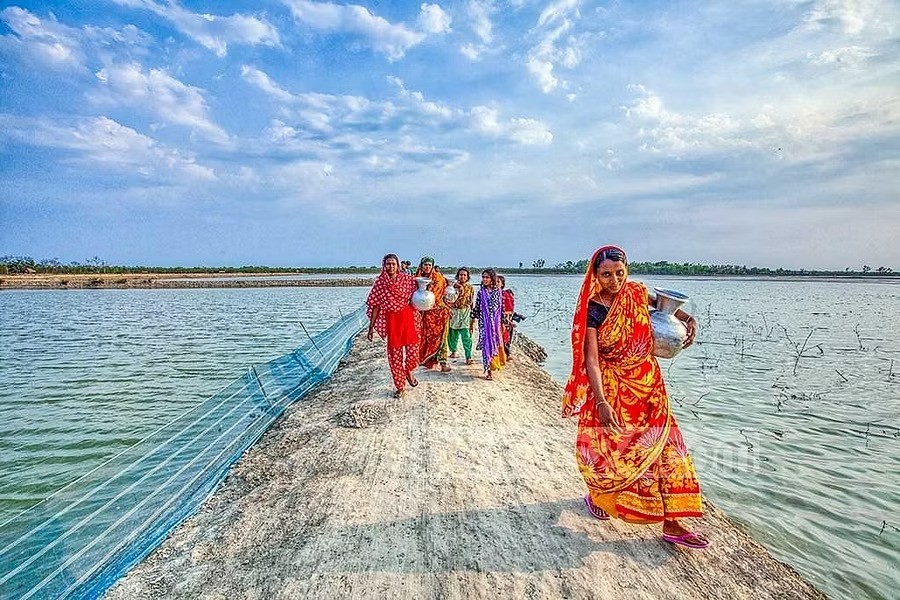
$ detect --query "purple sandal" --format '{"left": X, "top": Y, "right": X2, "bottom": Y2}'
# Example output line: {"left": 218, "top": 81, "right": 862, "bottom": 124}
{"left": 662, "top": 531, "right": 710, "bottom": 549}
{"left": 584, "top": 495, "right": 610, "bottom": 521}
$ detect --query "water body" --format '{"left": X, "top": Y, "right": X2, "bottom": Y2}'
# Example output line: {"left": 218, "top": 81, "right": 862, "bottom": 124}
{"left": 165, "top": 273, "right": 377, "bottom": 282}
{"left": 1, "top": 277, "right": 897, "bottom": 599}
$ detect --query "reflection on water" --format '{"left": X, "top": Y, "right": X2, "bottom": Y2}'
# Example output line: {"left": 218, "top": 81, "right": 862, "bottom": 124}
{"left": 1, "top": 278, "right": 898, "bottom": 599}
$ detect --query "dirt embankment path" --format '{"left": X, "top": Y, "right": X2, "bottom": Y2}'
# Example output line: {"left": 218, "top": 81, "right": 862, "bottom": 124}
{"left": 107, "top": 335, "right": 824, "bottom": 600}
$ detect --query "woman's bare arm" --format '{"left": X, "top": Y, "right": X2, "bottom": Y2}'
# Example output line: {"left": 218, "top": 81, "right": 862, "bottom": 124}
{"left": 367, "top": 306, "right": 380, "bottom": 341}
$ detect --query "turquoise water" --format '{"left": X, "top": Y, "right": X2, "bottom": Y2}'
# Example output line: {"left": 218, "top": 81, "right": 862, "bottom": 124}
{"left": 1, "top": 278, "right": 898, "bottom": 599}
{"left": 0, "top": 288, "right": 367, "bottom": 519}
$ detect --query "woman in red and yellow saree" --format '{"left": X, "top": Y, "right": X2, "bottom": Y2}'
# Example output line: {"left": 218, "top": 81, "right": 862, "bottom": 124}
{"left": 562, "top": 245, "right": 708, "bottom": 549}
{"left": 415, "top": 256, "right": 452, "bottom": 372}
{"left": 367, "top": 254, "right": 421, "bottom": 398}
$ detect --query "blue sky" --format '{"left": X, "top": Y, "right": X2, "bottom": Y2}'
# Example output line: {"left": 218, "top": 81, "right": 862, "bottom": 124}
{"left": 1, "top": 0, "right": 898, "bottom": 269}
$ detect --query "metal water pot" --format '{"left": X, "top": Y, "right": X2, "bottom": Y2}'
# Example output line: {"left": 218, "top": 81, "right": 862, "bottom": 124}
{"left": 650, "top": 288, "right": 689, "bottom": 358}
{"left": 411, "top": 277, "right": 436, "bottom": 311}
{"left": 444, "top": 284, "right": 459, "bottom": 304}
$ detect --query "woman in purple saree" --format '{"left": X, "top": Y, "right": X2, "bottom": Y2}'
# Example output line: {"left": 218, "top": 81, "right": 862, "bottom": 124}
{"left": 475, "top": 269, "right": 506, "bottom": 380}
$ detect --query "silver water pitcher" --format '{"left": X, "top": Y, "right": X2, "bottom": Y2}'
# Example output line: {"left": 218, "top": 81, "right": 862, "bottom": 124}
{"left": 650, "top": 288, "right": 690, "bottom": 358}
{"left": 411, "top": 277, "right": 436, "bottom": 311}
{"left": 444, "top": 284, "right": 459, "bottom": 304}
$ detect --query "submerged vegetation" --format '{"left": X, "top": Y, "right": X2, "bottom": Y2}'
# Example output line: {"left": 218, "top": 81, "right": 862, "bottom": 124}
{"left": 1, "top": 255, "right": 895, "bottom": 277}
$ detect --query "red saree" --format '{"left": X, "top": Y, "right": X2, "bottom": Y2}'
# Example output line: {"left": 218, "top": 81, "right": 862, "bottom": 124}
{"left": 366, "top": 270, "right": 419, "bottom": 350}
{"left": 416, "top": 269, "right": 451, "bottom": 367}
{"left": 562, "top": 249, "right": 702, "bottom": 523}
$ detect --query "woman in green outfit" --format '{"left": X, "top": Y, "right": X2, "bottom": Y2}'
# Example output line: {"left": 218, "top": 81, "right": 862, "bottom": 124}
{"left": 447, "top": 267, "right": 475, "bottom": 365}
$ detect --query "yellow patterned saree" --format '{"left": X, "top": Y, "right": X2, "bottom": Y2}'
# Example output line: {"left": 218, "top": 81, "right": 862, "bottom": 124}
{"left": 562, "top": 249, "right": 703, "bottom": 523}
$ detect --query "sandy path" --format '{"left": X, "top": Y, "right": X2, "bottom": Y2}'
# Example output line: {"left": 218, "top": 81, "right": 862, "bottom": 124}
{"left": 107, "top": 336, "right": 824, "bottom": 599}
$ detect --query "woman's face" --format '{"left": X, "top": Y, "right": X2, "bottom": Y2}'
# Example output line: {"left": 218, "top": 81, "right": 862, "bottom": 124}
{"left": 481, "top": 272, "right": 492, "bottom": 287}
{"left": 594, "top": 259, "right": 627, "bottom": 295}
{"left": 421, "top": 262, "right": 433, "bottom": 276}
{"left": 384, "top": 257, "right": 398, "bottom": 275}
{"left": 457, "top": 270, "right": 469, "bottom": 284}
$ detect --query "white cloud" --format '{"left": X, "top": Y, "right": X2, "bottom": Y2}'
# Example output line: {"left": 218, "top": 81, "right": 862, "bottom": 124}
{"left": 83, "top": 23, "right": 154, "bottom": 50}
{"left": 241, "top": 65, "right": 296, "bottom": 104}
{"left": 458, "top": 1, "right": 496, "bottom": 62}
{"left": 92, "top": 63, "right": 230, "bottom": 144}
{"left": 624, "top": 86, "right": 752, "bottom": 154}
{"left": 0, "top": 7, "right": 84, "bottom": 70}
{"left": 387, "top": 76, "right": 458, "bottom": 120}
{"left": 526, "top": 0, "right": 583, "bottom": 93}
{"left": 537, "top": 0, "right": 580, "bottom": 27}
{"left": 598, "top": 148, "right": 621, "bottom": 171}
{"left": 283, "top": 0, "right": 425, "bottom": 61}
{"left": 527, "top": 55, "right": 558, "bottom": 94}
{"left": 468, "top": 0, "right": 493, "bottom": 43}
{"left": 801, "top": 0, "right": 887, "bottom": 35}
{"left": 0, "top": 113, "right": 215, "bottom": 180}
{"left": 418, "top": 3, "right": 451, "bottom": 34}
{"left": 470, "top": 106, "right": 553, "bottom": 145}
{"left": 111, "top": 0, "right": 280, "bottom": 57}
{"left": 243, "top": 68, "right": 386, "bottom": 134}
{"left": 460, "top": 42, "right": 481, "bottom": 60}
{"left": 808, "top": 46, "right": 878, "bottom": 69}
{"left": 622, "top": 82, "right": 900, "bottom": 168}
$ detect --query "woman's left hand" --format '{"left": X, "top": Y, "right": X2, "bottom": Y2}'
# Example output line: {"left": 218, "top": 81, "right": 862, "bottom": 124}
{"left": 683, "top": 316, "right": 697, "bottom": 348}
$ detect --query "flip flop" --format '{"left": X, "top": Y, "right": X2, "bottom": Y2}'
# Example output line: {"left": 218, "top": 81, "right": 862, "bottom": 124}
{"left": 662, "top": 531, "right": 710, "bottom": 549}
{"left": 406, "top": 373, "right": 419, "bottom": 387}
{"left": 583, "top": 495, "right": 610, "bottom": 520}
{"left": 583, "top": 495, "right": 610, "bottom": 521}
{"left": 393, "top": 389, "right": 404, "bottom": 399}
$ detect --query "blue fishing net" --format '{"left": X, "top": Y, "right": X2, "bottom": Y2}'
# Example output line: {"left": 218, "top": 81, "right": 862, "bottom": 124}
{"left": 0, "top": 305, "right": 367, "bottom": 599}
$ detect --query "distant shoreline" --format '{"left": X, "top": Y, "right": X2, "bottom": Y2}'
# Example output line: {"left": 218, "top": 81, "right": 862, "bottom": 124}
{"left": 1, "top": 271, "right": 898, "bottom": 290}
{"left": 0, "top": 273, "right": 375, "bottom": 290}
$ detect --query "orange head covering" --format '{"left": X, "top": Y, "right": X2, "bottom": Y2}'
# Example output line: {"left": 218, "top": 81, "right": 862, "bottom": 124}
{"left": 561, "top": 245, "right": 627, "bottom": 418}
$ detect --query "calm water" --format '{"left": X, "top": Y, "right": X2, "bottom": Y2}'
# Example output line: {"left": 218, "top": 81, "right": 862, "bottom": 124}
{"left": 1, "top": 278, "right": 898, "bottom": 599}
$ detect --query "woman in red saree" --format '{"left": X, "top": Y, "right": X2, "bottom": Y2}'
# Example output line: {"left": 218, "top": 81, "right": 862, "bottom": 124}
{"left": 415, "top": 256, "right": 452, "bottom": 372}
{"left": 367, "top": 254, "right": 421, "bottom": 398}
{"left": 562, "top": 245, "right": 709, "bottom": 549}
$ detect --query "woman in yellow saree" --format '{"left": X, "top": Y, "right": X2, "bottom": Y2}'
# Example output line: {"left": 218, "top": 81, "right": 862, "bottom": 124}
{"left": 562, "top": 245, "right": 708, "bottom": 549}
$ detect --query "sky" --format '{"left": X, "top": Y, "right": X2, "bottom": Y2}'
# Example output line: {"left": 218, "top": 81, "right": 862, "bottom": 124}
{"left": 1, "top": 0, "right": 898, "bottom": 270}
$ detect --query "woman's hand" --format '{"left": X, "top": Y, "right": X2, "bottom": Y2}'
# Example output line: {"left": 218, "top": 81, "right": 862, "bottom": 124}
{"left": 597, "top": 401, "right": 623, "bottom": 436}
{"left": 367, "top": 325, "right": 374, "bottom": 342}
{"left": 682, "top": 315, "right": 697, "bottom": 348}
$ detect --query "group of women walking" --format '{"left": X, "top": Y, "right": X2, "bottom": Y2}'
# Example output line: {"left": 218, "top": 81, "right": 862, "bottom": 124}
{"left": 366, "top": 255, "right": 513, "bottom": 398}
{"left": 366, "top": 245, "right": 708, "bottom": 550}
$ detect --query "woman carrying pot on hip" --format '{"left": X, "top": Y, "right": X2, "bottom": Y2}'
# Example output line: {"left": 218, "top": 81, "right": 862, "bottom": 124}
{"left": 562, "top": 245, "right": 706, "bottom": 549}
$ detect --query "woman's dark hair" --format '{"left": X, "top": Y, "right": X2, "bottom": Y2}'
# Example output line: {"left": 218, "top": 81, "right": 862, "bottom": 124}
{"left": 592, "top": 247, "right": 627, "bottom": 271}
{"left": 481, "top": 268, "right": 497, "bottom": 287}
{"left": 382, "top": 253, "right": 400, "bottom": 267}
{"left": 456, "top": 267, "right": 470, "bottom": 280}
{"left": 497, "top": 275, "right": 506, "bottom": 288}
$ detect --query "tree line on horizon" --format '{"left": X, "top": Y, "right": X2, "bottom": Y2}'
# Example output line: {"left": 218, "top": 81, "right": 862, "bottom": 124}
{"left": 1, "top": 255, "right": 896, "bottom": 277}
